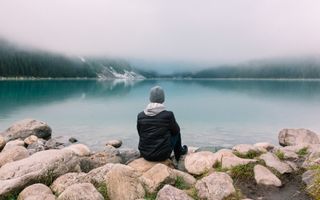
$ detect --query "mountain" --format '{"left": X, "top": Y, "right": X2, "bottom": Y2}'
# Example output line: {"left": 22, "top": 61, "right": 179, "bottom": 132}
{"left": 188, "top": 57, "right": 320, "bottom": 79}
{"left": 0, "top": 39, "right": 146, "bottom": 79}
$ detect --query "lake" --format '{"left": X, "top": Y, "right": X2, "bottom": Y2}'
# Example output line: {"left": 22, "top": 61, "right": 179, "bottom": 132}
{"left": 1, "top": 79, "right": 320, "bottom": 150}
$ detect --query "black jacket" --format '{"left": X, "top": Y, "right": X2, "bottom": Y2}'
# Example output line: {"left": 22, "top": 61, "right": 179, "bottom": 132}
{"left": 137, "top": 110, "right": 180, "bottom": 161}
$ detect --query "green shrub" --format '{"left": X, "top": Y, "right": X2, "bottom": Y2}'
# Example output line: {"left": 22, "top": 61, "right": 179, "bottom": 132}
{"left": 234, "top": 150, "right": 261, "bottom": 159}
{"left": 306, "top": 167, "right": 320, "bottom": 199}
{"left": 297, "top": 147, "right": 308, "bottom": 157}
{"left": 174, "top": 176, "right": 190, "bottom": 190}
{"left": 230, "top": 163, "right": 255, "bottom": 180}
{"left": 144, "top": 192, "right": 157, "bottom": 200}
{"left": 97, "top": 183, "right": 109, "bottom": 200}
{"left": 275, "top": 150, "right": 285, "bottom": 160}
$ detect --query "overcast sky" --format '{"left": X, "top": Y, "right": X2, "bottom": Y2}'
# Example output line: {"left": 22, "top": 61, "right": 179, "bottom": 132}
{"left": 1, "top": 0, "right": 320, "bottom": 64}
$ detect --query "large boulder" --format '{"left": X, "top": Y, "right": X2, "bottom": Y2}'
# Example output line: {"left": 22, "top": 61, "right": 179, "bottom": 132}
{"left": 278, "top": 129, "right": 320, "bottom": 146}
{"left": 128, "top": 157, "right": 173, "bottom": 173}
{"left": 195, "top": 172, "right": 236, "bottom": 200}
{"left": 254, "top": 165, "right": 281, "bottom": 187}
{"left": 156, "top": 185, "right": 193, "bottom": 200}
{"left": 2, "top": 139, "right": 25, "bottom": 151}
{"left": 50, "top": 172, "right": 88, "bottom": 195}
{"left": 171, "top": 169, "right": 196, "bottom": 187}
{"left": 0, "top": 136, "right": 6, "bottom": 150}
{"left": 184, "top": 151, "right": 216, "bottom": 175}
{"left": 86, "top": 163, "right": 115, "bottom": 186}
{"left": 0, "top": 146, "right": 29, "bottom": 167}
{"left": 0, "top": 119, "right": 52, "bottom": 142}
{"left": 17, "top": 183, "right": 56, "bottom": 200}
{"left": 57, "top": 183, "right": 104, "bottom": 200}
{"left": 105, "top": 164, "right": 145, "bottom": 200}
{"left": 0, "top": 148, "right": 80, "bottom": 197}
{"left": 259, "top": 152, "right": 292, "bottom": 174}
{"left": 302, "top": 145, "right": 320, "bottom": 168}
{"left": 140, "top": 163, "right": 175, "bottom": 193}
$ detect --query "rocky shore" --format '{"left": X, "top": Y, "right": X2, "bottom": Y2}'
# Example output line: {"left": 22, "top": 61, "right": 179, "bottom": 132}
{"left": 0, "top": 119, "right": 320, "bottom": 200}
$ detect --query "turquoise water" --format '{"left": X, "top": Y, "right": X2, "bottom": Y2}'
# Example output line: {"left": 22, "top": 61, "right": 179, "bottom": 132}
{"left": 1, "top": 79, "right": 320, "bottom": 150}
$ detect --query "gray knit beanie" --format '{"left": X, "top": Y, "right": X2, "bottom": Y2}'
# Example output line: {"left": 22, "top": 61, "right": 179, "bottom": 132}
{"left": 149, "top": 86, "right": 165, "bottom": 103}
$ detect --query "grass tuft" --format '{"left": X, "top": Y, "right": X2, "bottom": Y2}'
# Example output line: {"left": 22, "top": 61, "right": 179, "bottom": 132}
{"left": 275, "top": 150, "right": 285, "bottom": 160}
{"left": 230, "top": 163, "right": 255, "bottom": 181}
{"left": 234, "top": 150, "right": 261, "bottom": 159}
{"left": 297, "top": 147, "right": 308, "bottom": 157}
{"left": 174, "top": 176, "right": 190, "bottom": 190}
{"left": 97, "top": 183, "right": 109, "bottom": 200}
{"left": 144, "top": 192, "right": 157, "bottom": 200}
{"left": 306, "top": 166, "right": 320, "bottom": 199}
{"left": 186, "top": 187, "right": 200, "bottom": 200}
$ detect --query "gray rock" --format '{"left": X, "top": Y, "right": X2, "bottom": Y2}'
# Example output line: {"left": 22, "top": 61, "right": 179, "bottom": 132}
{"left": 68, "top": 137, "right": 78, "bottom": 143}
{"left": 184, "top": 151, "right": 216, "bottom": 175}
{"left": 254, "top": 165, "right": 282, "bottom": 187}
{"left": 156, "top": 185, "right": 193, "bottom": 200}
{"left": 0, "top": 119, "right": 52, "bottom": 141}
{"left": 259, "top": 152, "right": 293, "bottom": 174}
{"left": 279, "top": 128, "right": 320, "bottom": 146}
{"left": 106, "top": 139, "right": 122, "bottom": 148}
{"left": 140, "top": 163, "right": 175, "bottom": 193}
{"left": 105, "top": 164, "right": 145, "bottom": 200}
{"left": 0, "top": 148, "right": 80, "bottom": 197}
{"left": 50, "top": 172, "right": 88, "bottom": 195}
{"left": 195, "top": 172, "right": 236, "bottom": 200}
{"left": 0, "top": 146, "right": 29, "bottom": 167}
{"left": 128, "top": 157, "right": 173, "bottom": 173}
{"left": 57, "top": 183, "right": 104, "bottom": 200}
{"left": 119, "top": 148, "right": 140, "bottom": 164}
{"left": 302, "top": 170, "right": 317, "bottom": 186}
{"left": 79, "top": 151, "right": 122, "bottom": 173}
{"left": 17, "top": 183, "right": 56, "bottom": 200}
{"left": 27, "top": 139, "right": 46, "bottom": 154}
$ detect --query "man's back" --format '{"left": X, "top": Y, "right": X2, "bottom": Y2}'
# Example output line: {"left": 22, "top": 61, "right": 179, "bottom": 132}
{"left": 137, "top": 110, "right": 179, "bottom": 161}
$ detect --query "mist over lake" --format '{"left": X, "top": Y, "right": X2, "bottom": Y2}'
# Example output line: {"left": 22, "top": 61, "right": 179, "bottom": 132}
{"left": 1, "top": 79, "right": 320, "bottom": 150}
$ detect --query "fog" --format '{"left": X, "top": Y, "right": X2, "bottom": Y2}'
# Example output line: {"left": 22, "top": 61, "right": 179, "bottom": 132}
{"left": 1, "top": 0, "right": 320, "bottom": 65}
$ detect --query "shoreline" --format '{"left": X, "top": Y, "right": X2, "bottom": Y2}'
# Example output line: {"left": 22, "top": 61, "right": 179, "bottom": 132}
{"left": 0, "top": 119, "right": 320, "bottom": 199}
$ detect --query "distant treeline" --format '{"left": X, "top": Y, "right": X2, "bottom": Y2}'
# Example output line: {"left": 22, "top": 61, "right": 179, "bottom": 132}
{"left": 0, "top": 39, "right": 140, "bottom": 78}
{"left": 189, "top": 58, "right": 320, "bottom": 79}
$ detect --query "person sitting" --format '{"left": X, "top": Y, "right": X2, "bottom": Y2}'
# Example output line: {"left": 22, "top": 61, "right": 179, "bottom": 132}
{"left": 137, "top": 86, "right": 188, "bottom": 161}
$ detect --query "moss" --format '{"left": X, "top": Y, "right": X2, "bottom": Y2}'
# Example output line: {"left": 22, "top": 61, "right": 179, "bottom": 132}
{"left": 97, "top": 183, "right": 109, "bottom": 200}
{"left": 234, "top": 150, "right": 261, "bottom": 159}
{"left": 186, "top": 187, "right": 200, "bottom": 200}
{"left": 297, "top": 147, "right": 308, "bottom": 157}
{"left": 230, "top": 163, "right": 255, "bottom": 181}
{"left": 275, "top": 150, "right": 285, "bottom": 160}
{"left": 144, "top": 192, "right": 157, "bottom": 200}
{"left": 213, "top": 161, "right": 228, "bottom": 172}
{"left": 3, "top": 193, "right": 19, "bottom": 200}
{"left": 174, "top": 176, "right": 190, "bottom": 190}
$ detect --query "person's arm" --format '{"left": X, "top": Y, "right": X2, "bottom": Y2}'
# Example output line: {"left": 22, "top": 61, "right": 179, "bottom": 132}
{"left": 169, "top": 112, "right": 180, "bottom": 135}
{"left": 137, "top": 115, "right": 141, "bottom": 135}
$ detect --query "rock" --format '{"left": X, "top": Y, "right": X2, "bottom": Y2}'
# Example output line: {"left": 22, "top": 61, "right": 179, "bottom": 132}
{"left": 57, "top": 183, "right": 104, "bottom": 200}
{"left": 254, "top": 142, "right": 274, "bottom": 151}
{"left": 106, "top": 139, "right": 122, "bottom": 148}
{"left": 27, "top": 139, "right": 46, "bottom": 154}
{"left": 195, "top": 172, "right": 236, "bottom": 200}
{"left": 128, "top": 157, "right": 173, "bottom": 173}
{"left": 17, "top": 183, "right": 56, "bottom": 200}
{"left": 86, "top": 163, "right": 115, "bottom": 186}
{"left": 2, "top": 139, "right": 25, "bottom": 151}
{"left": 79, "top": 151, "right": 121, "bottom": 173}
{"left": 0, "top": 119, "right": 52, "bottom": 141}
{"left": 302, "top": 170, "right": 317, "bottom": 186}
{"left": 278, "top": 148, "right": 299, "bottom": 159}
{"left": 221, "top": 156, "right": 256, "bottom": 168}
{"left": 45, "top": 138, "right": 67, "bottom": 149}
{"left": 171, "top": 169, "right": 196, "bottom": 187}
{"left": 68, "top": 137, "right": 78, "bottom": 143}
{"left": 0, "top": 136, "right": 6, "bottom": 150}
{"left": 259, "top": 152, "right": 292, "bottom": 174}
{"left": 184, "top": 151, "right": 216, "bottom": 175}
{"left": 50, "top": 172, "right": 88, "bottom": 195}
{"left": 302, "top": 146, "right": 320, "bottom": 168}
{"left": 254, "top": 165, "right": 282, "bottom": 187}
{"left": 285, "top": 160, "right": 298, "bottom": 171}
{"left": 105, "top": 164, "right": 145, "bottom": 200}
{"left": 156, "top": 185, "right": 193, "bottom": 200}
{"left": 0, "top": 148, "right": 80, "bottom": 197}
{"left": 140, "top": 163, "right": 175, "bottom": 193}
{"left": 24, "top": 135, "right": 38, "bottom": 145}
{"left": 278, "top": 128, "right": 320, "bottom": 146}
{"left": 0, "top": 146, "right": 29, "bottom": 167}
{"left": 119, "top": 148, "right": 140, "bottom": 164}
{"left": 65, "top": 144, "right": 91, "bottom": 156}
{"left": 232, "top": 144, "right": 258, "bottom": 154}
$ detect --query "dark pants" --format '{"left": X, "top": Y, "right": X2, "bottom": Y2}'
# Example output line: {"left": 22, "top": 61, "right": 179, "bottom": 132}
{"left": 170, "top": 132, "right": 184, "bottom": 160}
